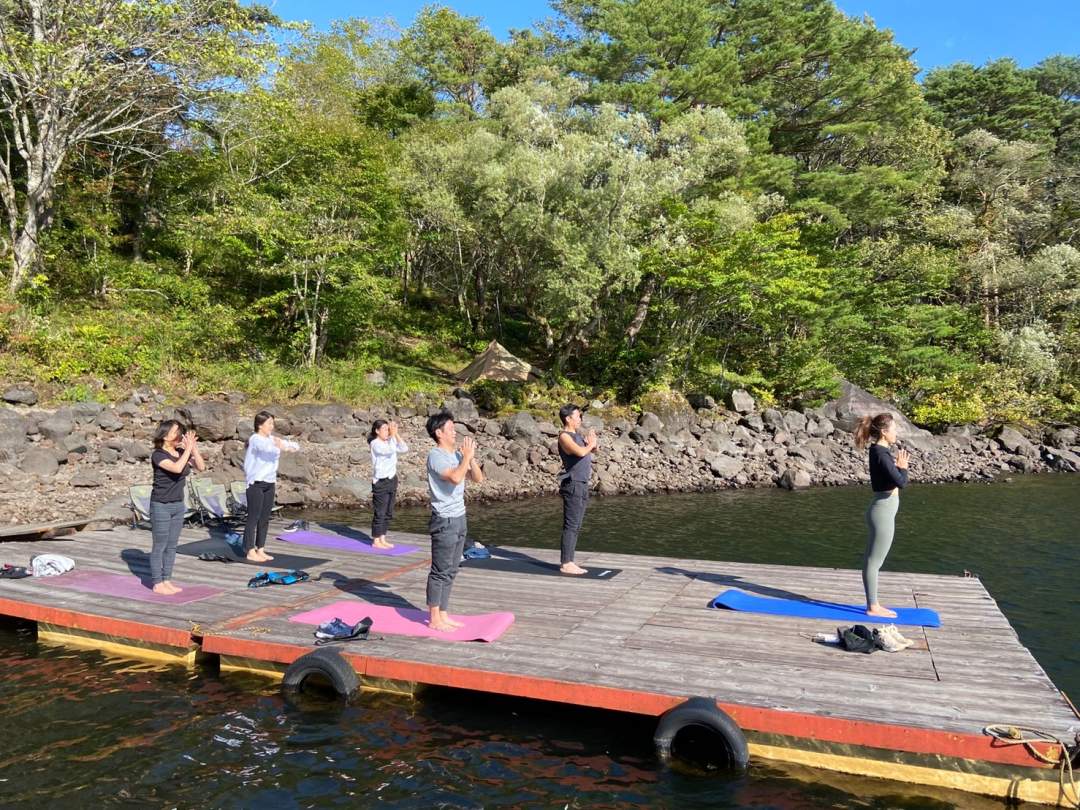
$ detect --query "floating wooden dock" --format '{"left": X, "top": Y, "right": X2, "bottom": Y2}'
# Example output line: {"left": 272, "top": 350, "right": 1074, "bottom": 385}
{"left": 1, "top": 520, "right": 1076, "bottom": 805}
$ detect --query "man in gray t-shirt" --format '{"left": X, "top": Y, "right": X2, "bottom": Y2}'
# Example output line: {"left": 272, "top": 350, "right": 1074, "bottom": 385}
{"left": 424, "top": 410, "right": 484, "bottom": 632}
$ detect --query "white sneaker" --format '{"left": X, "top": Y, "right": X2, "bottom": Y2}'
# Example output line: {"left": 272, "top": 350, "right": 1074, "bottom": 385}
{"left": 872, "top": 627, "right": 906, "bottom": 652}
{"left": 882, "top": 624, "right": 915, "bottom": 649}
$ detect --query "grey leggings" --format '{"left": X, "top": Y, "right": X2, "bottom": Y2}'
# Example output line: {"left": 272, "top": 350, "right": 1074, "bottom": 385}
{"left": 149, "top": 500, "right": 186, "bottom": 585}
{"left": 863, "top": 492, "right": 899, "bottom": 605}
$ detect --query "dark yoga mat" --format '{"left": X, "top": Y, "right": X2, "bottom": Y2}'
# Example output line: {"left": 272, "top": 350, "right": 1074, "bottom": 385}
{"left": 461, "top": 555, "right": 621, "bottom": 580}
{"left": 709, "top": 589, "right": 941, "bottom": 627}
{"left": 177, "top": 538, "right": 329, "bottom": 570}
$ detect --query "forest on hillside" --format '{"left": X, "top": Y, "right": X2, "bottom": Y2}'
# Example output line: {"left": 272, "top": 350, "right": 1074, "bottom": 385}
{"left": 0, "top": 0, "right": 1077, "bottom": 425}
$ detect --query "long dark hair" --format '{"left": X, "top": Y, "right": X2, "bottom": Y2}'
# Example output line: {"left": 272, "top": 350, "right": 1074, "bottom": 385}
{"left": 153, "top": 419, "right": 186, "bottom": 450}
{"left": 253, "top": 410, "right": 274, "bottom": 433}
{"left": 368, "top": 418, "right": 388, "bottom": 444}
{"left": 854, "top": 413, "right": 894, "bottom": 450}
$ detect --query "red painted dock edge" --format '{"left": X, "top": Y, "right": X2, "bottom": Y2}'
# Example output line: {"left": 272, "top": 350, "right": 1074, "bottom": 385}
{"left": 200, "top": 632, "right": 1061, "bottom": 771}
{"left": 0, "top": 596, "right": 192, "bottom": 648}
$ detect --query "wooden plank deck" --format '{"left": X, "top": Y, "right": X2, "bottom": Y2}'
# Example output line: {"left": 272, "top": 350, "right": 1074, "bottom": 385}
{"left": 1, "top": 519, "right": 1076, "bottom": 804}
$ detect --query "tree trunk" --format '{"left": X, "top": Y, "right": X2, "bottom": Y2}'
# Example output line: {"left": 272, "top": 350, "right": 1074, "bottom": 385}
{"left": 625, "top": 273, "right": 658, "bottom": 348}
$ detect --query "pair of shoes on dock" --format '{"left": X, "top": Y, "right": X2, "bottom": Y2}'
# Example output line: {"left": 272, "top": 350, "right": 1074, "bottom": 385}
{"left": 872, "top": 624, "right": 914, "bottom": 653}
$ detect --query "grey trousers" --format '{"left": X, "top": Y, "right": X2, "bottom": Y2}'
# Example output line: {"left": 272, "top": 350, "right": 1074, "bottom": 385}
{"left": 427, "top": 513, "right": 468, "bottom": 610}
{"left": 863, "top": 492, "right": 899, "bottom": 605}
{"left": 149, "top": 500, "right": 186, "bottom": 585}
{"left": 559, "top": 479, "right": 590, "bottom": 564}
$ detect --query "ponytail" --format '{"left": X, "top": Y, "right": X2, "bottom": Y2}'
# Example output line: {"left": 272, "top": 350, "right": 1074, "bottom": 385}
{"left": 854, "top": 413, "right": 894, "bottom": 449}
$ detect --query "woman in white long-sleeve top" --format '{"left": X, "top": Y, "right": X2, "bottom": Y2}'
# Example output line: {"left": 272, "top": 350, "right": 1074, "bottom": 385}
{"left": 243, "top": 411, "right": 299, "bottom": 562}
{"left": 368, "top": 418, "right": 408, "bottom": 549}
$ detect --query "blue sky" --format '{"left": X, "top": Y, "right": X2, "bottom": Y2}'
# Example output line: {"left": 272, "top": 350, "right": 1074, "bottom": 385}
{"left": 261, "top": 0, "right": 1077, "bottom": 75}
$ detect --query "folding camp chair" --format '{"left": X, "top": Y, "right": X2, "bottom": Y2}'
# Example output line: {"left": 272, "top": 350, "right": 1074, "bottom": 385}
{"left": 127, "top": 485, "right": 152, "bottom": 529}
{"left": 229, "top": 480, "right": 283, "bottom": 518}
{"left": 189, "top": 477, "right": 241, "bottom": 527}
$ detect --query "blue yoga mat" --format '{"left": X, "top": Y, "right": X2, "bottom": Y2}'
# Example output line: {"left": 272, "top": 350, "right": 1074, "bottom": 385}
{"left": 708, "top": 589, "right": 941, "bottom": 627}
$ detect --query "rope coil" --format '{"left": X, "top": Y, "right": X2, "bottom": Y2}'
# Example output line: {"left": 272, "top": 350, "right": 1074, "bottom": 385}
{"left": 984, "top": 724, "right": 1079, "bottom": 808}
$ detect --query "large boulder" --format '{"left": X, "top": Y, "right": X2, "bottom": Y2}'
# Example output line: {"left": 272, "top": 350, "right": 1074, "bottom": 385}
{"left": 20, "top": 448, "right": 59, "bottom": 478}
{"left": 638, "top": 390, "right": 693, "bottom": 431}
{"left": 778, "top": 468, "right": 812, "bottom": 490}
{"left": 71, "top": 401, "right": 106, "bottom": 421}
{"left": 38, "top": 415, "right": 74, "bottom": 442}
{"left": 0, "top": 412, "right": 29, "bottom": 461}
{"left": 71, "top": 471, "right": 104, "bottom": 488}
{"left": 502, "top": 411, "right": 541, "bottom": 442}
{"left": 2, "top": 386, "right": 37, "bottom": 406}
{"left": 444, "top": 397, "right": 480, "bottom": 424}
{"left": 637, "top": 412, "right": 664, "bottom": 436}
{"left": 996, "top": 425, "right": 1038, "bottom": 457}
{"left": 277, "top": 452, "right": 315, "bottom": 485}
{"left": 176, "top": 401, "right": 238, "bottom": 441}
{"left": 728, "top": 389, "right": 756, "bottom": 414}
{"left": 782, "top": 410, "right": 808, "bottom": 434}
{"left": 686, "top": 393, "right": 717, "bottom": 411}
{"left": 705, "top": 453, "right": 743, "bottom": 478}
{"left": 95, "top": 409, "right": 124, "bottom": 432}
{"left": 827, "top": 380, "right": 935, "bottom": 450}
{"left": 327, "top": 477, "right": 368, "bottom": 501}
{"left": 289, "top": 403, "right": 354, "bottom": 424}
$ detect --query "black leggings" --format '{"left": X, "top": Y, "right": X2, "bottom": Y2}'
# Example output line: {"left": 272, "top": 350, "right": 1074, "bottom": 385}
{"left": 371, "top": 476, "right": 398, "bottom": 537}
{"left": 244, "top": 481, "right": 275, "bottom": 552}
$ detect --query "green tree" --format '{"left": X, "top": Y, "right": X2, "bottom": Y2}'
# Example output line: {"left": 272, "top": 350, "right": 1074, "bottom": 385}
{"left": 0, "top": 0, "right": 275, "bottom": 293}
{"left": 923, "top": 59, "right": 1060, "bottom": 143}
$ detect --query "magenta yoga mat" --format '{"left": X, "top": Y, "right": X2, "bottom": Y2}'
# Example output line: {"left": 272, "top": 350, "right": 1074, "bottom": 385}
{"left": 276, "top": 530, "right": 419, "bottom": 556}
{"left": 43, "top": 569, "right": 223, "bottom": 604}
{"left": 289, "top": 601, "right": 515, "bottom": 642}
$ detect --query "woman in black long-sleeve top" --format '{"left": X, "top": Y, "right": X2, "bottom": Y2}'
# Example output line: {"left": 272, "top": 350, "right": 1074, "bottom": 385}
{"left": 854, "top": 413, "right": 910, "bottom": 618}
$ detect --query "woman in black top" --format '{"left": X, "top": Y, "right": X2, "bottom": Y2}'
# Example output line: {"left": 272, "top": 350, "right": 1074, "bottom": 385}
{"left": 854, "top": 413, "right": 910, "bottom": 618}
{"left": 149, "top": 419, "right": 205, "bottom": 594}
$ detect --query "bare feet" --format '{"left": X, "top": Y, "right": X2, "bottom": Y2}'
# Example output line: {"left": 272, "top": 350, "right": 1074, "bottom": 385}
{"left": 260, "top": 549, "right": 274, "bottom": 561}
{"left": 866, "top": 604, "right": 897, "bottom": 618}
{"left": 444, "top": 616, "right": 465, "bottom": 629}
{"left": 372, "top": 537, "right": 395, "bottom": 549}
{"left": 152, "top": 583, "right": 174, "bottom": 595}
{"left": 246, "top": 550, "right": 262, "bottom": 562}
{"left": 560, "top": 562, "right": 588, "bottom": 576}
{"left": 429, "top": 620, "right": 456, "bottom": 632}
{"left": 164, "top": 581, "right": 183, "bottom": 594}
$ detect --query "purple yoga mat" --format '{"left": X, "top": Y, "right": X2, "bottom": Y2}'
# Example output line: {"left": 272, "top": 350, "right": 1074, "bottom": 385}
{"left": 44, "top": 569, "right": 222, "bottom": 604}
{"left": 277, "top": 530, "right": 419, "bottom": 556}
{"left": 290, "top": 601, "right": 515, "bottom": 642}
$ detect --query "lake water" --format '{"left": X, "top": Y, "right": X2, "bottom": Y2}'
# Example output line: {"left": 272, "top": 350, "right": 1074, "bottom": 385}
{"left": 1, "top": 474, "right": 1076, "bottom": 808}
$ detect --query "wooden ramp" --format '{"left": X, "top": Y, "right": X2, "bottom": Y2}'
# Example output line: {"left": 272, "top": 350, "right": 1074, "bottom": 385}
{"left": 0, "top": 521, "right": 1076, "bottom": 806}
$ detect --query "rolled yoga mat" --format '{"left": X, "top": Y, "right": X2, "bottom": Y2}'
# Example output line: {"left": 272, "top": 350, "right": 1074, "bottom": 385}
{"left": 40, "top": 569, "right": 222, "bottom": 604}
{"left": 461, "top": 555, "right": 621, "bottom": 579}
{"left": 177, "top": 538, "right": 329, "bottom": 570}
{"left": 709, "top": 588, "right": 941, "bottom": 627}
{"left": 276, "top": 529, "right": 419, "bottom": 556}
{"left": 290, "top": 601, "right": 515, "bottom": 642}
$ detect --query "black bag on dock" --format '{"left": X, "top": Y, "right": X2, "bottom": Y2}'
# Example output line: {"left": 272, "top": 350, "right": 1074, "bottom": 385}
{"left": 839, "top": 624, "right": 877, "bottom": 654}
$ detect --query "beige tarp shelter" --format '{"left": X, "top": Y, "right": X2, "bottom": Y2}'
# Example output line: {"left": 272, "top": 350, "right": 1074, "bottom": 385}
{"left": 455, "top": 340, "right": 543, "bottom": 383}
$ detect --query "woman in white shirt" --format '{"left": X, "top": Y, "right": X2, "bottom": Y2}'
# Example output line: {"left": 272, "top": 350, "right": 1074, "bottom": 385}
{"left": 368, "top": 418, "right": 408, "bottom": 549}
{"left": 243, "top": 411, "right": 299, "bottom": 562}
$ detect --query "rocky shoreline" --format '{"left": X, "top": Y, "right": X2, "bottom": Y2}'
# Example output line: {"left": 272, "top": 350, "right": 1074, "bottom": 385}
{"left": 1, "top": 381, "right": 1077, "bottom": 528}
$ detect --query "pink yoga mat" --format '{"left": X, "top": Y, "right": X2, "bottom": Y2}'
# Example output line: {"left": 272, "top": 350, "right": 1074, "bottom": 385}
{"left": 277, "top": 530, "right": 419, "bottom": 557}
{"left": 289, "top": 601, "right": 515, "bottom": 642}
{"left": 44, "top": 569, "right": 222, "bottom": 604}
